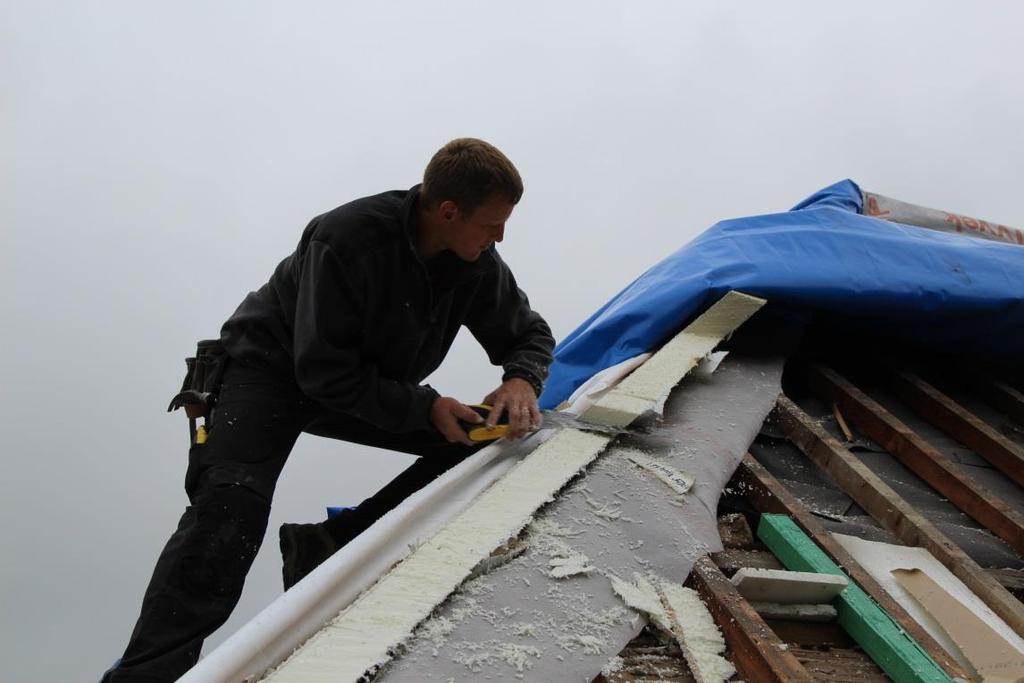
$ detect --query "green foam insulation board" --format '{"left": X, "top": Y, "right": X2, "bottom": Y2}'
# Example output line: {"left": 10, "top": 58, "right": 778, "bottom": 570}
{"left": 757, "top": 514, "right": 951, "bottom": 683}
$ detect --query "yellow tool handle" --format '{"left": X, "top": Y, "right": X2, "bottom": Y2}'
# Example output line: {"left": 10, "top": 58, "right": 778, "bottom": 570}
{"left": 460, "top": 404, "right": 509, "bottom": 442}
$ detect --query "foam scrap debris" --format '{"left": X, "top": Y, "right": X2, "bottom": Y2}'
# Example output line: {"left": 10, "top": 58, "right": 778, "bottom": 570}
{"left": 548, "top": 552, "right": 595, "bottom": 579}
{"left": 609, "top": 573, "right": 734, "bottom": 683}
{"left": 660, "top": 582, "right": 735, "bottom": 683}
{"left": 601, "top": 655, "right": 625, "bottom": 676}
{"left": 451, "top": 640, "right": 542, "bottom": 673}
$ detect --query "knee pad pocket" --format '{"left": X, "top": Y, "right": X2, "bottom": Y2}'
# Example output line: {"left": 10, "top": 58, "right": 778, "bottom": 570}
{"left": 181, "top": 484, "right": 270, "bottom": 597}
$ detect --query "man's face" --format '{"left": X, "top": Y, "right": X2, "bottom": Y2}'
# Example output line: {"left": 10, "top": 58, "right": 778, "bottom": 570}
{"left": 441, "top": 196, "right": 514, "bottom": 262}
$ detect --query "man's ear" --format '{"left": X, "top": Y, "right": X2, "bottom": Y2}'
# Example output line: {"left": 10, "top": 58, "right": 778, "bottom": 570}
{"left": 439, "top": 199, "right": 458, "bottom": 221}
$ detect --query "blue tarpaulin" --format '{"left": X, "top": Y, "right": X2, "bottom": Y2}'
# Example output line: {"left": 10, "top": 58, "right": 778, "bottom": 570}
{"left": 539, "top": 179, "right": 1024, "bottom": 409}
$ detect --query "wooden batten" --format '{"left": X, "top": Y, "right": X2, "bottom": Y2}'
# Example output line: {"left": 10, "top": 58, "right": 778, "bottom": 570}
{"left": 774, "top": 395, "right": 1024, "bottom": 640}
{"left": 688, "top": 555, "right": 814, "bottom": 683}
{"left": 757, "top": 514, "right": 953, "bottom": 683}
{"left": 734, "top": 453, "right": 976, "bottom": 680}
{"left": 889, "top": 370, "right": 1024, "bottom": 488}
{"left": 710, "top": 548, "right": 783, "bottom": 574}
{"left": 808, "top": 364, "right": 1024, "bottom": 556}
{"left": 981, "top": 380, "right": 1024, "bottom": 425}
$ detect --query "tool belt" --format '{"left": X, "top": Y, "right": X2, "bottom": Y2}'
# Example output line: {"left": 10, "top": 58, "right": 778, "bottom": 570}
{"left": 168, "top": 339, "right": 228, "bottom": 445}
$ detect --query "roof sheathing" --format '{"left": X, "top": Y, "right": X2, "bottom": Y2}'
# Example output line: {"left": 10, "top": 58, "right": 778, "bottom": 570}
{"left": 377, "top": 352, "right": 785, "bottom": 681}
{"left": 263, "top": 292, "right": 767, "bottom": 681}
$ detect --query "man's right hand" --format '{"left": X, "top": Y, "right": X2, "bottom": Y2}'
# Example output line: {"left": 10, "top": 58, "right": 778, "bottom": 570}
{"left": 430, "top": 396, "right": 483, "bottom": 446}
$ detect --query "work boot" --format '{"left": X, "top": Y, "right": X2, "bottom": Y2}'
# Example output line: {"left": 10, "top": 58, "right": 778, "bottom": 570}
{"left": 279, "top": 522, "right": 337, "bottom": 591}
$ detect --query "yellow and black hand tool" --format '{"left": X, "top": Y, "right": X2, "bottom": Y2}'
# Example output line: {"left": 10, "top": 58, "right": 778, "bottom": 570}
{"left": 459, "top": 404, "right": 509, "bottom": 442}
{"left": 459, "top": 404, "right": 634, "bottom": 442}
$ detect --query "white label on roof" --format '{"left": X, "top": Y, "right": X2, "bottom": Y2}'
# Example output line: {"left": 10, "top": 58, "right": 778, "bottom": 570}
{"left": 624, "top": 450, "right": 694, "bottom": 495}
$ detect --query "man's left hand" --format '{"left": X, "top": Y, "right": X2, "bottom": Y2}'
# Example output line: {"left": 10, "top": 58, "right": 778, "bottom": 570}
{"left": 482, "top": 377, "right": 541, "bottom": 440}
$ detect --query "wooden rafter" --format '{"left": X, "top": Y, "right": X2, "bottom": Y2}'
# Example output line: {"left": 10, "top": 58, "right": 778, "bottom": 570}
{"left": 757, "top": 514, "right": 953, "bottom": 683}
{"left": 687, "top": 555, "right": 814, "bottom": 683}
{"left": 890, "top": 370, "right": 1024, "bottom": 488}
{"left": 809, "top": 364, "right": 1024, "bottom": 555}
{"left": 774, "top": 395, "right": 1024, "bottom": 639}
{"left": 734, "top": 452, "right": 977, "bottom": 680}
{"left": 981, "top": 380, "right": 1024, "bottom": 425}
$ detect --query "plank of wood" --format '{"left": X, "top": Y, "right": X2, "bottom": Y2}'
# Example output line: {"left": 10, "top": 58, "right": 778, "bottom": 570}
{"left": 788, "top": 645, "right": 890, "bottom": 683}
{"left": 709, "top": 548, "right": 783, "bottom": 574}
{"left": 981, "top": 380, "right": 1024, "bottom": 425}
{"left": 890, "top": 370, "right": 1024, "bottom": 488}
{"left": 749, "top": 601, "right": 837, "bottom": 622}
{"left": 987, "top": 567, "right": 1024, "bottom": 601}
{"left": 833, "top": 402, "right": 854, "bottom": 442}
{"left": 765, "top": 618, "right": 853, "bottom": 648}
{"left": 730, "top": 567, "right": 847, "bottom": 604}
{"left": 688, "top": 555, "right": 814, "bottom": 683}
{"left": 775, "top": 395, "right": 1024, "bottom": 641}
{"left": 757, "top": 513, "right": 953, "bottom": 683}
{"left": 734, "top": 453, "right": 977, "bottom": 680}
{"left": 716, "top": 512, "right": 754, "bottom": 549}
{"left": 809, "top": 364, "right": 1024, "bottom": 555}
{"left": 597, "top": 633, "right": 696, "bottom": 683}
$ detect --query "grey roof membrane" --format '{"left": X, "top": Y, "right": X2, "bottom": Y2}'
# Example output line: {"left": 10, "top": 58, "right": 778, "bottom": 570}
{"left": 374, "top": 353, "right": 786, "bottom": 682}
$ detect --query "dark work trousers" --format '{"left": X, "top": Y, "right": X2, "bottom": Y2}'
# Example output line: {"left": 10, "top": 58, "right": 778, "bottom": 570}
{"left": 104, "top": 361, "right": 481, "bottom": 682}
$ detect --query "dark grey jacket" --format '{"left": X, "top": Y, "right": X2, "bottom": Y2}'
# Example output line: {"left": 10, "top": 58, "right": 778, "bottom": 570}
{"left": 220, "top": 186, "right": 554, "bottom": 433}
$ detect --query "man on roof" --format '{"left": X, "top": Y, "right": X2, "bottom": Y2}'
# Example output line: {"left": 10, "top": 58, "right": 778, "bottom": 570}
{"left": 102, "top": 138, "right": 555, "bottom": 682}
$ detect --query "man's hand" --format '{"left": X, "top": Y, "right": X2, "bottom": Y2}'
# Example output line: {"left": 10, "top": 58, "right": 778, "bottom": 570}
{"left": 430, "top": 396, "right": 483, "bottom": 446}
{"left": 483, "top": 377, "right": 541, "bottom": 440}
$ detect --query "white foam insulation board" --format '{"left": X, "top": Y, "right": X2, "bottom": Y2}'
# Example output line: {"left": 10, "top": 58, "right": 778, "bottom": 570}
{"left": 584, "top": 291, "right": 765, "bottom": 427}
{"left": 730, "top": 567, "right": 848, "bottom": 604}
{"left": 377, "top": 352, "right": 786, "bottom": 682}
{"left": 261, "top": 428, "right": 610, "bottom": 682}
{"left": 610, "top": 573, "right": 735, "bottom": 683}
{"left": 262, "top": 290, "right": 766, "bottom": 682}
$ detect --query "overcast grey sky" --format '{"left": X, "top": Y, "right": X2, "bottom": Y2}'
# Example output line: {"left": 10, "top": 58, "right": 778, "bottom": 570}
{"left": 3, "top": 2, "right": 1023, "bottom": 680}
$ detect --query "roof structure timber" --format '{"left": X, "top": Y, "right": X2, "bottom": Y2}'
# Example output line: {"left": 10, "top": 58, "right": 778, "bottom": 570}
{"left": 733, "top": 452, "right": 975, "bottom": 680}
{"left": 981, "top": 380, "right": 1024, "bottom": 425}
{"left": 687, "top": 555, "right": 814, "bottom": 682}
{"left": 758, "top": 514, "right": 952, "bottom": 683}
{"left": 888, "top": 370, "right": 1024, "bottom": 488}
{"left": 774, "top": 394, "right": 1024, "bottom": 640}
{"left": 809, "top": 364, "right": 1024, "bottom": 556}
